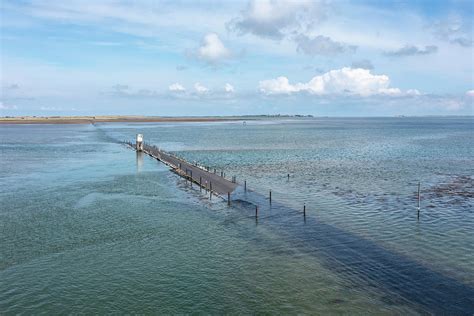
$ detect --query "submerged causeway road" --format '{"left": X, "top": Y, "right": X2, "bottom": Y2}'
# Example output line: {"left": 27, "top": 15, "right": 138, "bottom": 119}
{"left": 130, "top": 142, "right": 238, "bottom": 197}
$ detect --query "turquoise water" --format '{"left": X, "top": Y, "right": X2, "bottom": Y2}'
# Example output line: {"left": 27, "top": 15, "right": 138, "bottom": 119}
{"left": 1, "top": 118, "right": 473, "bottom": 314}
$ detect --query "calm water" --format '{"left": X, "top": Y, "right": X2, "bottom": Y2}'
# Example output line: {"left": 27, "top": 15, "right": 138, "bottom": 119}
{"left": 1, "top": 117, "right": 473, "bottom": 314}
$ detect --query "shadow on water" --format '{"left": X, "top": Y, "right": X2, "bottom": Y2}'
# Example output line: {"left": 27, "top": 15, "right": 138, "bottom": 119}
{"left": 231, "top": 187, "right": 474, "bottom": 315}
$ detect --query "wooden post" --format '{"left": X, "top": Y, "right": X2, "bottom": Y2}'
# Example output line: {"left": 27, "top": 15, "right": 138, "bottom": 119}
{"left": 287, "top": 173, "right": 290, "bottom": 180}
{"left": 210, "top": 182, "right": 212, "bottom": 200}
{"left": 269, "top": 190, "right": 272, "bottom": 204}
{"left": 244, "top": 180, "right": 247, "bottom": 192}
{"left": 190, "top": 170, "right": 193, "bottom": 187}
{"left": 228, "top": 192, "right": 230, "bottom": 206}
{"left": 303, "top": 203, "right": 306, "bottom": 217}
{"left": 255, "top": 205, "right": 258, "bottom": 218}
{"left": 200, "top": 176, "right": 202, "bottom": 192}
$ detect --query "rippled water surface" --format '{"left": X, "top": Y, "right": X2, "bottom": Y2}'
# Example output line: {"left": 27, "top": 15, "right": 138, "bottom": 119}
{"left": 1, "top": 117, "right": 473, "bottom": 314}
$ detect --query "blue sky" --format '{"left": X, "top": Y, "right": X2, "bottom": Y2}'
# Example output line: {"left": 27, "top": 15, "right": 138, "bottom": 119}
{"left": 1, "top": 0, "right": 473, "bottom": 116}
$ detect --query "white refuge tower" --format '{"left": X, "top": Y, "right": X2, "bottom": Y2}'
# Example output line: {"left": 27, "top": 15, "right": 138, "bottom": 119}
{"left": 136, "top": 133, "right": 144, "bottom": 151}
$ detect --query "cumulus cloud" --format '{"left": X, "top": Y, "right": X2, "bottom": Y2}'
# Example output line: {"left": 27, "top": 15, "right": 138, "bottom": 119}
{"left": 384, "top": 45, "right": 438, "bottom": 57}
{"left": 466, "top": 90, "right": 474, "bottom": 97}
{"left": 169, "top": 83, "right": 186, "bottom": 92}
{"left": 228, "top": 1, "right": 352, "bottom": 57}
{"left": 406, "top": 89, "right": 421, "bottom": 96}
{"left": 351, "top": 59, "right": 374, "bottom": 70}
{"left": 197, "top": 33, "right": 231, "bottom": 63}
{"left": 259, "top": 67, "right": 417, "bottom": 97}
{"left": 165, "top": 82, "right": 238, "bottom": 100}
{"left": 224, "top": 83, "right": 235, "bottom": 93}
{"left": 295, "top": 34, "right": 356, "bottom": 56}
{"left": 194, "top": 82, "right": 209, "bottom": 94}
{"left": 227, "top": 0, "right": 325, "bottom": 39}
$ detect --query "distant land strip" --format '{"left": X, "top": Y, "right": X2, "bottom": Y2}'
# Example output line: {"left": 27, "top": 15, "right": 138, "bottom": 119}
{"left": 0, "top": 115, "right": 315, "bottom": 124}
{"left": 0, "top": 116, "right": 242, "bottom": 124}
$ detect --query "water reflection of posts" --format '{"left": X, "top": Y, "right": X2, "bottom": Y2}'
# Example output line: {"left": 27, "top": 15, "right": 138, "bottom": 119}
{"left": 255, "top": 205, "right": 258, "bottom": 225}
{"left": 136, "top": 150, "right": 144, "bottom": 173}
{"left": 417, "top": 182, "right": 421, "bottom": 220}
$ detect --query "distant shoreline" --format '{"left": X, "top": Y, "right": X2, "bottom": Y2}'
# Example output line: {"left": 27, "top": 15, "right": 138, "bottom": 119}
{"left": 0, "top": 116, "right": 246, "bottom": 125}
{"left": 1, "top": 115, "right": 469, "bottom": 124}
{"left": 0, "top": 114, "right": 317, "bottom": 124}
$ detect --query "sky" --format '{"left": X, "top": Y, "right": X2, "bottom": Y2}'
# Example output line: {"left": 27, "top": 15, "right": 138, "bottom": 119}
{"left": 0, "top": 0, "right": 473, "bottom": 116}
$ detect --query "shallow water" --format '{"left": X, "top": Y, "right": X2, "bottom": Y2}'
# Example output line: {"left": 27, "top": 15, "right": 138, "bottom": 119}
{"left": 1, "top": 117, "right": 473, "bottom": 314}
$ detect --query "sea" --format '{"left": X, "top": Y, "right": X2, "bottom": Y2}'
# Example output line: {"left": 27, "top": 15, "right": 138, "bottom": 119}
{"left": 1, "top": 117, "right": 473, "bottom": 314}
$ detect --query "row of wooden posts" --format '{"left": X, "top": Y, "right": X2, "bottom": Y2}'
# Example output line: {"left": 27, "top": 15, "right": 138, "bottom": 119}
{"left": 180, "top": 169, "right": 309, "bottom": 220}
{"left": 182, "top": 167, "right": 422, "bottom": 221}
{"left": 126, "top": 141, "right": 422, "bottom": 221}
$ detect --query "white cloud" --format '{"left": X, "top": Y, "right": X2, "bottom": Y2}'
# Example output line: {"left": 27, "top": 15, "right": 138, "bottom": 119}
{"left": 0, "top": 101, "right": 18, "bottom": 110}
{"left": 259, "top": 67, "right": 417, "bottom": 97}
{"left": 224, "top": 83, "right": 235, "bottom": 93}
{"left": 40, "top": 106, "right": 62, "bottom": 111}
{"left": 194, "top": 82, "right": 209, "bottom": 94}
{"left": 259, "top": 76, "right": 300, "bottom": 95}
{"left": 169, "top": 83, "right": 186, "bottom": 92}
{"left": 466, "top": 90, "right": 474, "bottom": 97}
{"left": 228, "top": 0, "right": 323, "bottom": 39}
{"left": 406, "top": 89, "right": 421, "bottom": 96}
{"left": 197, "top": 33, "right": 231, "bottom": 63}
